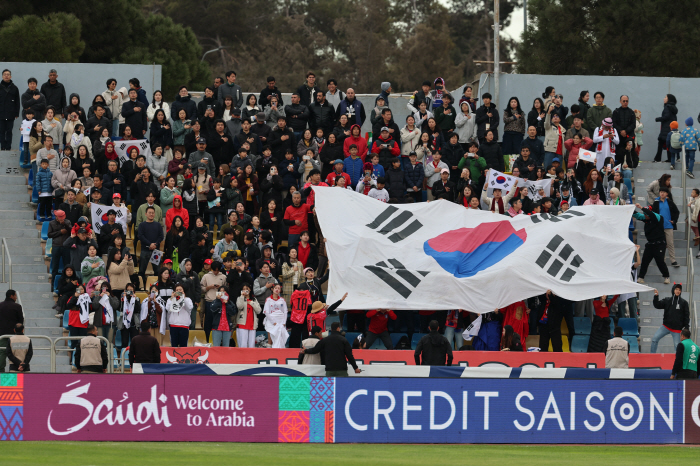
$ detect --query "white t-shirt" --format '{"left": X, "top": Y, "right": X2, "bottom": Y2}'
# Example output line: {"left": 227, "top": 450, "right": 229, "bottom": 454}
{"left": 368, "top": 188, "right": 390, "bottom": 203}
{"left": 21, "top": 119, "right": 35, "bottom": 143}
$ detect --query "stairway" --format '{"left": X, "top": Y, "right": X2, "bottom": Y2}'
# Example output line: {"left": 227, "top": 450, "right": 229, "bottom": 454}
{"left": 0, "top": 150, "right": 72, "bottom": 373}
{"left": 632, "top": 159, "right": 699, "bottom": 353}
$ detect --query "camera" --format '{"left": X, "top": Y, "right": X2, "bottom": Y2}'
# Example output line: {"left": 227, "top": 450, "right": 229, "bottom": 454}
{"left": 126, "top": 290, "right": 133, "bottom": 297}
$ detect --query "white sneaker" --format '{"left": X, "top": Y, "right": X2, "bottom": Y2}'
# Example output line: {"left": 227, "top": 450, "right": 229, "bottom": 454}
{"left": 637, "top": 277, "right": 644, "bottom": 284}
{"left": 664, "top": 277, "right": 671, "bottom": 284}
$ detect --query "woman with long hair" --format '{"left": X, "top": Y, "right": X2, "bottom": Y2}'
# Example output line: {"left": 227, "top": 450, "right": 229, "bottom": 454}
{"left": 527, "top": 98, "right": 546, "bottom": 140}
{"left": 502, "top": 97, "right": 525, "bottom": 155}
{"left": 155, "top": 268, "right": 176, "bottom": 301}
{"left": 241, "top": 94, "right": 262, "bottom": 123}
{"left": 210, "top": 285, "right": 235, "bottom": 347}
{"left": 297, "top": 128, "right": 319, "bottom": 159}
{"left": 165, "top": 215, "right": 191, "bottom": 264}
{"left": 237, "top": 163, "right": 259, "bottom": 216}
{"left": 281, "top": 248, "right": 304, "bottom": 303}
{"left": 118, "top": 282, "right": 141, "bottom": 350}
{"left": 456, "top": 185, "right": 474, "bottom": 208}
{"left": 147, "top": 90, "right": 170, "bottom": 123}
{"left": 581, "top": 168, "right": 607, "bottom": 205}
{"left": 106, "top": 248, "right": 135, "bottom": 297}
{"left": 235, "top": 283, "right": 261, "bottom": 348}
{"left": 501, "top": 325, "right": 524, "bottom": 351}
{"left": 426, "top": 117, "right": 444, "bottom": 153}
{"left": 263, "top": 283, "right": 289, "bottom": 348}
{"left": 28, "top": 120, "right": 47, "bottom": 170}
{"left": 165, "top": 284, "right": 193, "bottom": 347}
{"left": 141, "top": 284, "right": 165, "bottom": 341}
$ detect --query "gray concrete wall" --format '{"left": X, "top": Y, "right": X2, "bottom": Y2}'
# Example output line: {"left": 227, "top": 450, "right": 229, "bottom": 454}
{"left": 476, "top": 73, "right": 700, "bottom": 161}
{"left": 4, "top": 62, "right": 161, "bottom": 143}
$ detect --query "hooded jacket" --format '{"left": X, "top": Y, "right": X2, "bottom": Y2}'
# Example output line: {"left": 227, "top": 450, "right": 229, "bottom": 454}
{"left": 337, "top": 96, "right": 366, "bottom": 127}
{"left": 343, "top": 125, "right": 369, "bottom": 160}
{"left": 165, "top": 195, "right": 190, "bottom": 230}
{"left": 171, "top": 93, "right": 198, "bottom": 121}
{"left": 102, "top": 88, "right": 123, "bottom": 121}
{"left": 632, "top": 207, "right": 666, "bottom": 243}
{"left": 656, "top": 97, "right": 678, "bottom": 142}
{"left": 160, "top": 185, "right": 180, "bottom": 215}
{"left": 50, "top": 158, "right": 77, "bottom": 195}
{"left": 414, "top": 330, "right": 453, "bottom": 365}
{"left": 64, "top": 93, "right": 86, "bottom": 124}
{"left": 653, "top": 285, "right": 689, "bottom": 331}
{"left": 36, "top": 165, "right": 53, "bottom": 194}
{"left": 371, "top": 134, "right": 401, "bottom": 169}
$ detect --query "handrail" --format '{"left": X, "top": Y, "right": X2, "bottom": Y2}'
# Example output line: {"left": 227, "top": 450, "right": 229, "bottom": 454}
{"left": 2, "top": 237, "right": 11, "bottom": 289}
{"left": 53, "top": 336, "right": 113, "bottom": 374}
{"left": 684, "top": 145, "right": 696, "bottom": 338}
{"left": 119, "top": 346, "right": 130, "bottom": 373}
{"left": 0, "top": 334, "right": 55, "bottom": 372}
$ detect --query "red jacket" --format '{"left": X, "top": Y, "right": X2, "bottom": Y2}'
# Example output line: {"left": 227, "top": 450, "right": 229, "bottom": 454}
{"left": 325, "top": 171, "right": 351, "bottom": 187}
{"left": 366, "top": 309, "right": 396, "bottom": 334}
{"left": 284, "top": 203, "right": 310, "bottom": 235}
{"left": 342, "top": 124, "right": 368, "bottom": 161}
{"left": 165, "top": 194, "right": 190, "bottom": 230}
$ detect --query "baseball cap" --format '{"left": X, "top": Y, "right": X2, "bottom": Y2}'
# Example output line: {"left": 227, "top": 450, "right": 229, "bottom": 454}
{"left": 197, "top": 137, "right": 206, "bottom": 144}
{"left": 112, "top": 193, "right": 121, "bottom": 199}
{"left": 77, "top": 228, "right": 87, "bottom": 234}
{"left": 409, "top": 151, "right": 417, "bottom": 156}
{"left": 381, "top": 126, "right": 389, "bottom": 132}
{"left": 334, "top": 159, "right": 343, "bottom": 165}
{"left": 256, "top": 112, "right": 265, "bottom": 120}
{"left": 232, "top": 108, "right": 241, "bottom": 116}
{"left": 440, "top": 168, "right": 450, "bottom": 174}
{"left": 552, "top": 157, "right": 561, "bottom": 163}
{"left": 590, "top": 188, "right": 599, "bottom": 195}
{"left": 163, "top": 259, "right": 173, "bottom": 264}
{"left": 204, "top": 259, "right": 213, "bottom": 265}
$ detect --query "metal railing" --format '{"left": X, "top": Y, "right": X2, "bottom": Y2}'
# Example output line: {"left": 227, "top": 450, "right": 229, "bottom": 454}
{"left": 53, "top": 336, "right": 114, "bottom": 374}
{"left": 0, "top": 334, "right": 55, "bottom": 372}
{"left": 1, "top": 237, "right": 11, "bottom": 289}
{"left": 683, "top": 145, "right": 697, "bottom": 338}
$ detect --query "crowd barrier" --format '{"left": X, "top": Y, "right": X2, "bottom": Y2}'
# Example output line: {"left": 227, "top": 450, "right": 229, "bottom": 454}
{"left": 1, "top": 373, "right": 698, "bottom": 443}
{"left": 157, "top": 347, "right": 676, "bottom": 369}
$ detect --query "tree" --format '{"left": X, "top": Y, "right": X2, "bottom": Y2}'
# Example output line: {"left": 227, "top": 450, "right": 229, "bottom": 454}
{"left": 516, "top": 0, "right": 700, "bottom": 77}
{"left": 0, "top": 13, "right": 85, "bottom": 62}
{"left": 118, "top": 14, "right": 211, "bottom": 98}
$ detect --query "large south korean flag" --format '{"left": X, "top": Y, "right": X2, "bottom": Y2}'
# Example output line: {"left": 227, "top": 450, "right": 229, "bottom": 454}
{"left": 313, "top": 187, "right": 650, "bottom": 313}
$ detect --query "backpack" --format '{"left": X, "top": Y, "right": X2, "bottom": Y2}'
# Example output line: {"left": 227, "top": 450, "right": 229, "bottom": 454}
{"left": 670, "top": 130, "right": 682, "bottom": 149}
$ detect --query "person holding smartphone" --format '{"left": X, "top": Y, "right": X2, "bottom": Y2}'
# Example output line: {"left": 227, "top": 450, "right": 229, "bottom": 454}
{"left": 165, "top": 284, "right": 193, "bottom": 347}
{"left": 235, "top": 284, "right": 261, "bottom": 348}
{"left": 141, "top": 285, "right": 165, "bottom": 341}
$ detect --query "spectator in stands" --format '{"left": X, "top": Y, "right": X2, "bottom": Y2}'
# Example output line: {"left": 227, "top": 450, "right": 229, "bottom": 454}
{"left": 200, "top": 261, "right": 227, "bottom": 341}
{"left": 477, "top": 129, "right": 503, "bottom": 172}
{"left": 129, "top": 321, "right": 160, "bottom": 366}
{"left": 165, "top": 284, "right": 193, "bottom": 347}
{"left": 234, "top": 283, "right": 261, "bottom": 348}
{"left": 81, "top": 244, "right": 105, "bottom": 284}
{"left": 434, "top": 94, "right": 457, "bottom": 134}
{"left": 21, "top": 77, "right": 46, "bottom": 124}
{"left": 634, "top": 204, "right": 670, "bottom": 285}
{"left": 285, "top": 93, "right": 310, "bottom": 141}
{"left": 431, "top": 168, "right": 455, "bottom": 202}
{"left": 137, "top": 206, "right": 164, "bottom": 286}
{"left": 501, "top": 97, "right": 525, "bottom": 156}
{"left": 605, "top": 326, "right": 630, "bottom": 368}
{"left": 301, "top": 321, "right": 361, "bottom": 376}
{"left": 651, "top": 284, "right": 689, "bottom": 353}
{"left": 0, "top": 290, "right": 23, "bottom": 372}
{"left": 117, "top": 284, "right": 140, "bottom": 349}
{"left": 121, "top": 89, "right": 147, "bottom": 137}
{"left": 646, "top": 174, "right": 671, "bottom": 207}
{"left": 586, "top": 91, "right": 612, "bottom": 133}
{"left": 665, "top": 121, "right": 681, "bottom": 169}
{"left": 210, "top": 286, "right": 235, "bottom": 347}
{"left": 501, "top": 325, "right": 524, "bottom": 351}
{"left": 671, "top": 328, "right": 698, "bottom": 379}
{"left": 652, "top": 187, "right": 679, "bottom": 268}
{"left": 475, "top": 92, "right": 499, "bottom": 143}
{"left": 653, "top": 94, "right": 678, "bottom": 163}
{"left": 74, "top": 324, "right": 108, "bottom": 373}
{"left": 298, "top": 325, "right": 324, "bottom": 365}
{"left": 587, "top": 294, "right": 618, "bottom": 353}
{"left": 364, "top": 309, "right": 397, "bottom": 349}
{"left": 612, "top": 95, "right": 636, "bottom": 154}
{"left": 260, "top": 76, "right": 283, "bottom": 108}
{"left": 681, "top": 117, "right": 700, "bottom": 178}
{"left": 415, "top": 320, "right": 453, "bottom": 365}
{"left": 0, "top": 69, "right": 20, "bottom": 150}
{"left": 218, "top": 71, "right": 243, "bottom": 109}
{"left": 263, "top": 283, "right": 289, "bottom": 348}
{"left": 5, "top": 323, "right": 32, "bottom": 373}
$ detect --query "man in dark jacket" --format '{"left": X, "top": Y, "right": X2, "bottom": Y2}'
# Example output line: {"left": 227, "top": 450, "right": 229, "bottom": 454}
{"left": 58, "top": 190, "right": 83, "bottom": 227}
{"left": 74, "top": 325, "right": 108, "bottom": 373}
{"left": 336, "top": 88, "right": 366, "bottom": 127}
{"left": 371, "top": 128, "right": 401, "bottom": 170}
{"left": 671, "top": 328, "right": 698, "bottom": 379}
{"left": 85, "top": 104, "right": 110, "bottom": 143}
{"left": 197, "top": 87, "right": 222, "bottom": 119}
{"left": 297, "top": 72, "right": 320, "bottom": 107}
{"left": 227, "top": 259, "right": 254, "bottom": 298}
{"left": 129, "top": 321, "right": 161, "bottom": 365}
{"left": 0, "top": 290, "right": 23, "bottom": 373}
{"left": 64, "top": 228, "right": 99, "bottom": 277}
{"left": 259, "top": 76, "right": 284, "bottom": 107}
{"left": 0, "top": 69, "right": 20, "bottom": 150}
{"left": 521, "top": 126, "right": 546, "bottom": 167}
{"left": 634, "top": 204, "right": 670, "bottom": 284}
{"left": 384, "top": 158, "right": 406, "bottom": 199}
{"left": 284, "top": 93, "right": 310, "bottom": 139}
{"left": 218, "top": 71, "right": 243, "bottom": 109}
{"left": 48, "top": 210, "right": 72, "bottom": 282}
{"left": 651, "top": 284, "right": 689, "bottom": 353}
{"left": 432, "top": 169, "right": 456, "bottom": 202}
{"left": 442, "top": 133, "right": 464, "bottom": 180}
{"left": 475, "top": 92, "right": 499, "bottom": 142}
{"left": 652, "top": 187, "right": 680, "bottom": 267}
{"left": 121, "top": 89, "right": 147, "bottom": 137}
{"left": 251, "top": 112, "right": 271, "bottom": 144}
{"left": 415, "top": 320, "right": 453, "bottom": 365}
{"left": 301, "top": 322, "right": 360, "bottom": 376}
{"left": 371, "top": 108, "right": 400, "bottom": 142}
{"left": 21, "top": 77, "right": 46, "bottom": 120}
{"left": 40, "top": 69, "right": 67, "bottom": 116}
{"left": 129, "top": 78, "right": 149, "bottom": 107}
{"left": 309, "top": 91, "right": 336, "bottom": 137}
{"left": 512, "top": 146, "right": 535, "bottom": 179}
{"left": 171, "top": 86, "right": 198, "bottom": 120}
{"left": 234, "top": 120, "right": 261, "bottom": 156}
{"left": 612, "top": 95, "right": 636, "bottom": 154}
{"left": 477, "top": 131, "right": 504, "bottom": 172}
{"left": 269, "top": 117, "right": 296, "bottom": 160}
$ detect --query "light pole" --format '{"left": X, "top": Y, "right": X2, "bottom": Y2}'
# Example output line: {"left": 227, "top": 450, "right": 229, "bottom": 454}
{"left": 494, "top": 0, "right": 500, "bottom": 109}
{"left": 201, "top": 46, "right": 228, "bottom": 62}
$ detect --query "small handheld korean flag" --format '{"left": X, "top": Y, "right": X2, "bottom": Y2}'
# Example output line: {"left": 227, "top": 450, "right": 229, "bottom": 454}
{"left": 613, "top": 164, "right": 621, "bottom": 172}
{"left": 486, "top": 169, "right": 516, "bottom": 197}
{"left": 150, "top": 249, "right": 163, "bottom": 266}
{"left": 578, "top": 149, "right": 596, "bottom": 165}
{"left": 462, "top": 315, "right": 482, "bottom": 341}
{"left": 114, "top": 139, "right": 152, "bottom": 164}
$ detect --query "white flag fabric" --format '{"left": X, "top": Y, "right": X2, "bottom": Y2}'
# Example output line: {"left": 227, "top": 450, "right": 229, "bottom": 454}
{"left": 462, "top": 315, "right": 482, "bottom": 341}
{"left": 114, "top": 139, "right": 152, "bottom": 164}
{"left": 90, "top": 205, "right": 128, "bottom": 233}
{"left": 485, "top": 169, "right": 551, "bottom": 200}
{"left": 578, "top": 149, "right": 596, "bottom": 164}
{"left": 150, "top": 249, "right": 163, "bottom": 265}
{"left": 313, "top": 187, "right": 650, "bottom": 313}
{"left": 525, "top": 178, "right": 552, "bottom": 201}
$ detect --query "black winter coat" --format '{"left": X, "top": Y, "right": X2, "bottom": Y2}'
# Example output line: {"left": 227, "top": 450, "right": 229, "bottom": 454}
{"left": 612, "top": 106, "right": 636, "bottom": 139}
{"left": 121, "top": 100, "right": 147, "bottom": 136}
{"left": 477, "top": 140, "right": 504, "bottom": 172}
{"left": 302, "top": 331, "right": 358, "bottom": 372}
{"left": 404, "top": 162, "right": 424, "bottom": 190}
{"left": 0, "top": 80, "right": 21, "bottom": 120}
{"left": 149, "top": 120, "right": 173, "bottom": 149}
{"left": 385, "top": 167, "right": 406, "bottom": 199}
{"left": 269, "top": 125, "right": 296, "bottom": 160}
{"left": 587, "top": 315, "right": 611, "bottom": 353}
{"left": 656, "top": 101, "right": 678, "bottom": 142}
{"left": 21, "top": 89, "right": 46, "bottom": 119}
{"left": 527, "top": 109, "right": 545, "bottom": 137}
{"left": 431, "top": 179, "right": 456, "bottom": 202}
{"left": 309, "top": 101, "right": 336, "bottom": 135}
{"left": 414, "top": 331, "right": 453, "bottom": 365}
{"left": 475, "top": 104, "right": 499, "bottom": 140}
{"left": 40, "top": 81, "right": 67, "bottom": 114}
{"left": 320, "top": 142, "right": 344, "bottom": 180}
{"left": 653, "top": 294, "right": 689, "bottom": 331}
{"left": 284, "top": 103, "right": 309, "bottom": 132}
{"left": 171, "top": 94, "right": 197, "bottom": 121}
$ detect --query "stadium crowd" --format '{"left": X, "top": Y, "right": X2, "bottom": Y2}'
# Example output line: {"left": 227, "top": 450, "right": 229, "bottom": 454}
{"left": 0, "top": 68, "right": 698, "bottom": 372}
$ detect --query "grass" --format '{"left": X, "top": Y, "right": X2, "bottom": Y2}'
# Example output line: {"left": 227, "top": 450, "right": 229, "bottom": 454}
{"left": 1, "top": 442, "right": 698, "bottom": 466}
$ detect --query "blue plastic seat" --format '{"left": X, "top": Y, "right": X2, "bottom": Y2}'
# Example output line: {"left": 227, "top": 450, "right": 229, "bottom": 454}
{"left": 390, "top": 333, "right": 408, "bottom": 348}
{"left": 53, "top": 274, "right": 61, "bottom": 293}
{"left": 411, "top": 333, "right": 426, "bottom": 350}
{"left": 41, "top": 221, "right": 50, "bottom": 240}
{"left": 32, "top": 184, "right": 39, "bottom": 204}
{"left": 609, "top": 319, "right": 615, "bottom": 335}
{"left": 345, "top": 332, "right": 360, "bottom": 346}
{"left": 570, "top": 335, "right": 590, "bottom": 353}
{"left": 27, "top": 168, "right": 34, "bottom": 187}
{"left": 115, "top": 330, "right": 122, "bottom": 348}
{"left": 618, "top": 318, "right": 639, "bottom": 336}
{"left": 123, "top": 349, "right": 131, "bottom": 368}
{"left": 368, "top": 337, "right": 384, "bottom": 349}
{"left": 62, "top": 310, "right": 69, "bottom": 330}
{"left": 45, "top": 238, "right": 52, "bottom": 258}
{"left": 573, "top": 317, "right": 591, "bottom": 335}
{"left": 624, "top": 336, "right": 640, "bottom": 353}
{"left": 623, "top": 178, "right": 633, "bottom": 194}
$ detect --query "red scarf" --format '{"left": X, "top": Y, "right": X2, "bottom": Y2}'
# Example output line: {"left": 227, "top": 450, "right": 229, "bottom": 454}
{"left": 491, "top": 196, "right": 505, "bottom": 214}
{"left": 596, "top": 127, "right": 616, "bottom": 154}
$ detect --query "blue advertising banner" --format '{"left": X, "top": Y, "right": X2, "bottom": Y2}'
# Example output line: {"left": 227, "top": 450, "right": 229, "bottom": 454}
{"left": 334, "top": 378, "right": 684, "bottom": 444}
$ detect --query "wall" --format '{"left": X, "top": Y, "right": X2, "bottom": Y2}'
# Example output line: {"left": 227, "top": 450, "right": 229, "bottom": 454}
{"left": 476, "top": 73, "right": 700, "bottom": 159}
{"left": 3, "top": 62, "right": 161, "bottom": 141}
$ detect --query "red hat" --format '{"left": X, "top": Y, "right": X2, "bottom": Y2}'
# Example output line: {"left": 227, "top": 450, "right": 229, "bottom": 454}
{"left": 163, "top": 259, "right": 173, "bottom": 264}
{"left": 112, "top": 193, "right": 122, "bottom": 198}
{"left": 204, "top": 259, "right": 213, "bottom": 265}
{"left": 363, "top": 162, "right": 373, "bottom": 171}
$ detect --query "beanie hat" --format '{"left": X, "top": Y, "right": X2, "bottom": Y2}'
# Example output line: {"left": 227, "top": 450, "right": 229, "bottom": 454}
{"left": 686, "top": 117, "right": 694, "bottom": 127}
{"left": 54, "top": 209, "right": 65, "bottom": 219}
{"left": 381, "top": 82, "right": 391, "bottom": 92}
{"left": 670, "top": 121, "right": 678, "bottom": 130}
{"left": 363, "top": 162, "right": 373, "bottom": 171}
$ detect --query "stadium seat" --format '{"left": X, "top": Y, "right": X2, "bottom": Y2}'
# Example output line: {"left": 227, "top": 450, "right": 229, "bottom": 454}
{"left": 345, "top": 332, "right": 359, "bottom": 346}
{"left": 560, "top": 319, "right": 570, "bottom": 337}
{"left": 57, "top": 255, "right": 64, "bottom": 275}
{"left": 53, "top": 274, "right": 61, "bottom": 293}
{"left": 45, "top": 238, "right": 52, "bottom": 258}
{"left": 570, "top": 335, "right": 589, "bottom": 353}
{"left": 123, "top": 349, "right": 131, "bottom": 368}
{"left": 41, "top": 221, "right": 49, "bottom": 241}
{"left": 609, "top": 320, "right": 615, "bottom": 335}
{"left": 390, "top": 333, "right": 408, "bottom": 348}
{"left": 411, "top": 333, "right": 426, "bottom": 350}
{"left": 115, "top": 330, "right": 122, "bottom": 348}
{"left": 368, "top": 337, "right": 384, "bottom": 349}
{"left": 618, "top": 318, "right": 639, "bottom": 336}
{"left": 548, "top": 335, "right": 570, "bottom": 352}
{"left": 62, "top": 310, "right": 69, "bottom": 330}
{"left": 623, "top": 178, "right": 633, "bottom": 194}
{"left": 27, "top": 168, "right": 34, "bottom": 187}
{"left": 624, "top": 336, "right": 640, "bottom": 353}
{"left": 145, "top": 276, "right": 158, "bottom": 289}
{"left": 135, "top": 292, "right": 148, "bottom": 304}
{"left": 32, "top": 184, "right": 39, "bottom": 204}
{"left": 573, "top": 317, "right": 591, "bottom": 335}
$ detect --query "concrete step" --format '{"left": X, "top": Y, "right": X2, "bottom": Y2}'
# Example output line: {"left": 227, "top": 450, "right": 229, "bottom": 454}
{"left": 10, "top": 254, "right": 51, "bottom": 265}
{"left": 0, "top": 175, "right": 30, "bottom": 186}
{"left": 0, "top": 201, "right": 31, "bottom": 209}
{"left": 0, "top": 219, "right": 42, "bottom": 229}
{"left": 27, "top": 317, "right": 63, "bottom": 327}
{"left": 8, "top": 272, "right": 51, "bottom": 282}
{"left": 2, "top": 264, "right": 48, "bottom": 274}
{"left": 0, "top": 184, "right": 31, "bottom": 193}
{"left": 639, "top": 316, "right": 664, "bottom": 326}
{"left": 0, "top": 282, "right": 52, "bottom": 293}
{"left": 0, "top": 192, "right": 32, "bottom": 202}
{"left": 27, "top": 326, "right": 65, "bottom": 338}
{"left": 0, "top": 228, "right": 39, "bottom": 238}
{"left": 0, "top": 209, "right": 34, "bottom": 219}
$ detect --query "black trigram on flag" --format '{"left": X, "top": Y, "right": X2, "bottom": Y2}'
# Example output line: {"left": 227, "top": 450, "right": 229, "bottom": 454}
{"left": 365, "top": 259, "right": 429, "bottom": 299}
{"left": 115, "top": 209, "right": 124, "bottom": 218}
{"left": 530, "top": 210, "right": 585, "bottom": 224}
{"left": 139, "top": 141, "right": 149, "bottom": 151}
{"left": 366, "top": 206, "right": 423, "bottom": 243}
{"left": 535, "top": 235, "right": 584, "bottom": 282}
